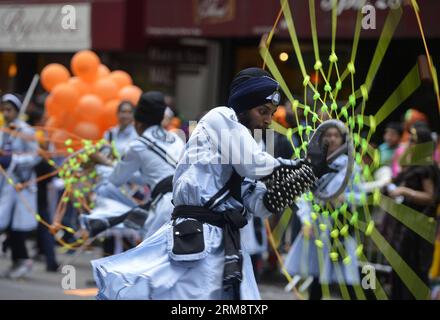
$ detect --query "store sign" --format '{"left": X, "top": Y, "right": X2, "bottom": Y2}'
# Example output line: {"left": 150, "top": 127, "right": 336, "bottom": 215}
{"left": 193, "top": 0, "right": 235, "bottom": 24}
{"left": 320, "top": 0, "right": 403, "bottom": 15}
{"left": 148, "top": 46, "right": 207, "bottom": 65}
{"left": 0, "top": 3, "right": 91, "bottom": 52}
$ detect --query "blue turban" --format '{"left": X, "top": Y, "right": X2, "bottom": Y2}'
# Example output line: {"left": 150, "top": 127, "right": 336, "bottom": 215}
{"left": 227, "top": 76, "right": 281, "bottom": 114}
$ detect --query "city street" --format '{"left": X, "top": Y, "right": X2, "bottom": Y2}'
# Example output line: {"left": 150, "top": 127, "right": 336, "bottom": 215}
{"left": 0, "top": 246, "right": 296, "bottom": 300}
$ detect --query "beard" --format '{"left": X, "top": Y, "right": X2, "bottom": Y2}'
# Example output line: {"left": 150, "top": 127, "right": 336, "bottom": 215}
{"left": 237, "top": 110, "right": 267, "bottom": 135}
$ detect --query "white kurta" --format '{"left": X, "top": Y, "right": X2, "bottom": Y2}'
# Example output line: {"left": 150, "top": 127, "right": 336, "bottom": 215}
{"left": 103, "top": 124, "right": 138, "bottom": 158}
{"left": 91, "top": 107, "right": 298, "bottom": 300}
{"left": 0, "top": 119, "right": 40, "bottom": 232}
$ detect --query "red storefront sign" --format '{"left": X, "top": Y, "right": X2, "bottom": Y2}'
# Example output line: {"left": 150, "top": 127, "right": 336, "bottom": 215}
{"left": 1, "top": 0, "right": 439, "bottom": 53}
{"left": 144, "top": 0, "right": 440, "bottom": 39}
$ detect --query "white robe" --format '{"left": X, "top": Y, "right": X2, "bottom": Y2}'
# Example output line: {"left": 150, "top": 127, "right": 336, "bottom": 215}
{"left": 91, "top": 107, "right": 298, "bottom": 299}
{"left": 0, "top": 119, "right": 40, "bottom": 232}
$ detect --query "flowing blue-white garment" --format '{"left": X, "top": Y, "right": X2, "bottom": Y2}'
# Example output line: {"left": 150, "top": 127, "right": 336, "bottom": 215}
{"left": 91, "top": 107, "right": 296, "bottom": 300}
{"left": 86, "top": 125, "right": 184, "bottom": 238}
{"left": 82, "top": 124, "right": 142, "bottom": 251}
{"left": 284, "top": 154, "right": 362, "bottom": 285}
{"left": 0, "top": 119, "right": 40, "bottom": 232}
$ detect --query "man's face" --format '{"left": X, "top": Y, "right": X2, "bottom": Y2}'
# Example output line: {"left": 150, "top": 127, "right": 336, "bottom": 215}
{"left": 1, "top": 102, "right": 18, "bottom": 124}
{"left": 384, "top": 128, "right": 400, "bottom": 147}
{"left": 238, "top": 103, "right": 278, "bottom": 131}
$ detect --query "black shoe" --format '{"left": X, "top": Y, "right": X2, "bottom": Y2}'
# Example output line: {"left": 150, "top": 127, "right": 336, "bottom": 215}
{"left": 85, "top": 279, "right": 97, "bottom": 287}
{"left": 46, "top": 263, "right": 60, "bottom": 272}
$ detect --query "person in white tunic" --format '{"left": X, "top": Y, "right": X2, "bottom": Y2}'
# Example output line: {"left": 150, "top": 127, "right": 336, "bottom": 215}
{"left": 93, "top": 100, "right": 143, "bottom": 208}
{"left": 98, "top": 100, "right": 138, "bottom": 256}
{"left": 103, "top": 100, "right": 138, "bottom": 159}
{"left": 82, "top": 92, "right": 185, "bottom": 241}
{"left": 96, "top": 100, "right": 140, "bottom": 255}
{"left": 91, "top": 68, "right": 334, "bottom": 300}
{"left": 0, "top": 93, "right": 40, "bottom": 279}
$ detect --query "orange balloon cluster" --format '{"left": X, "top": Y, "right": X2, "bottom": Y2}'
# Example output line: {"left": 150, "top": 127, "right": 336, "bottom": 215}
{"left": 40, "top": 50, "right": 142, "bottom": 148}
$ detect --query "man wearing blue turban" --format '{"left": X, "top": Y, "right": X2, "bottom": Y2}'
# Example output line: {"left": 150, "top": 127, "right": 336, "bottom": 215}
{"left": 91, "top": 68, "right": 333, "bottom": 300}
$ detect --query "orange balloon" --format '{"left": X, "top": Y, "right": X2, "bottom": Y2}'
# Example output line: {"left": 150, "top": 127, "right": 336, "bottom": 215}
{"left": 101, "top": 99, "right": 120, "bottom": 130}
{"left": 68, "top": 76, "right": 91, "bottom": 95}
{"left": 51, "top": 83, "right": 80, "bottom": 114}
{"left": 93, "top": 78, "right": 118, "bottom": 102}
{"left": 50, "top": 129, "right": 71, "bottom": 152}
{"left": 44, "top": 117, "right": 59, "bottom": 129}
{"left": 45, "top": 95, "right": 57, "bottom": 118}
{"left": 61, "top": 112, "right": 80, "bottom": 133}
{"left": 41, "top": 63, "right": 70, "bottom": 92}
{"left": 72, "top": 122, "right": 101, "bottom": 140}
{"left": 74, "top": 94, "right": 104, "bottom": 124}
{"left": 109, "top": 70, "right": 133, "bottom": 89}
{"left": 98, "top": 64, "right": 110, "bottom": 78}
{"left": 45, "top": 116, "right": 61, "bottom": 129}
{"left": 71, "top": 50, "right": 100, "bottom": 83}
{"left": 118, "top": 85, "right": 142, "bottom": 105}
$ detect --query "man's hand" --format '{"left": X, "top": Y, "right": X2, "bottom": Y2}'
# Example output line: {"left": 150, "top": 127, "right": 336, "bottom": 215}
{"left": 15, "top": 183, "right": 24, "bottom": 192}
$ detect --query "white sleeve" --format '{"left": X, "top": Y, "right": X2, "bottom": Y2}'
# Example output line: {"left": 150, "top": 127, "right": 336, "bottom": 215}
{"left": 204, "top": 108, "right": 280, "bottom": 179}
{"left": 11, "top": 127, "right": 40, "bottom": 168}
{"left": 108, "top": 143, "right": 142, "bottom": 187}
{"left": 241, "top": 179, "right": 273, "bottom": 219}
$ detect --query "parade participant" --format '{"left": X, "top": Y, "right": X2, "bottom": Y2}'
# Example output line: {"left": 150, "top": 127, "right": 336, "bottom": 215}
{"left": 284, "top": 124, "right": 362, "bottom": 300}
{"left": 97, "top": 100, "right": 139, "bottom": 255}
{"left": 383, "top": 124, "right": 440, "bottom": 299}
{"left": 379, "top": 122, "right": 403, "bottom": 166}
{"left": 0, "top": 93, "right": 40, "bottom": 279}
{"left": 82, "top": 91, "right": 185, "bottom": 240}
{"left": 27, "top": 108, "right": 60, "bottom": 272}
{"left": 91, "top": 68, "right": 334, "bottom": 300}
{"left": 102, "top": 100, "right": 138, "bottom": 159}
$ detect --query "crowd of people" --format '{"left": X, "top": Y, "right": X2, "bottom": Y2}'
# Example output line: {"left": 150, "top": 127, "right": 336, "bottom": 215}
{"left": 0, "top": 67, "right": 439, "bottom": 300}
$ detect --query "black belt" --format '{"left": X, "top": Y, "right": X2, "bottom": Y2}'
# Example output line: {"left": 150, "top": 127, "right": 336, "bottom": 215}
{"left": 172, "top": 205, "right": 247, "bottom": 300}
{"left": 150, "top": 175, "right": 173, "bottom": 200}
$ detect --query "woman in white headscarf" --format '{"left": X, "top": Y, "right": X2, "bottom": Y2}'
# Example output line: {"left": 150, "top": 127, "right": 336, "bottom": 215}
{"left": 0, "top": 93, "right": 40, "bottom": 279}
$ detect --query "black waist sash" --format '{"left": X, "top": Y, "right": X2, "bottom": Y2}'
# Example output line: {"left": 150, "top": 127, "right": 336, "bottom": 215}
{"left": 172, "top": 204, "right": 247, "bottom": 299}
{"left": 150, "top": 175, "right": 173, "bottom": 200}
